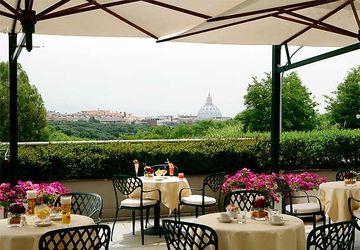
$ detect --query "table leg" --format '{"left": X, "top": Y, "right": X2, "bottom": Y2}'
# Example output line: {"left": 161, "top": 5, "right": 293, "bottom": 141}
{"left": 143, "top": 204, "right": 164, "bottom": 235}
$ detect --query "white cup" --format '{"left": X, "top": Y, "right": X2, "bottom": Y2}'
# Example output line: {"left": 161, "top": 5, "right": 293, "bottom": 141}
{"left": 270, "top": 214, "right": 283, "bottom": 224}
{"left": 220, "top": 212, "right": 231, "bottom": 222}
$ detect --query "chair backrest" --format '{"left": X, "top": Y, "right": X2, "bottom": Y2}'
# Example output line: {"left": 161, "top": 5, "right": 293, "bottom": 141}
{"left": 203, "top": 172, "right": 225, "bottom": 193}
{"left": 307, "top": 220, "right": 356, "bottom": 250}
{"left": 223, "top": 190, "right": 274, "bottom": 211}
{"left": 38, "top": 224, "right": 111, "bottom": 250}
{"left": 112, "top": 174, "right": 143, "bottom": 196}
{"left": 54, "top": 192, "right": 103, "bottom": 220}
{"left": 336, "top": 170, "right": 359, "bottom": 181}
{"left": 274, "top": 177, "right": 293, "bottom": 214}
{"left": 162, "top": 219, "right": 218, "bottom": 250}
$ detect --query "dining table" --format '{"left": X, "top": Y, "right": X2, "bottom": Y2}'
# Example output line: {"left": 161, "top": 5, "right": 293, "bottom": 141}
{"left": 318, "top": 181, "right": 360, "bottom": 222}
{"left": 195, "top": 212, "right": 306, "bottom": 250}
{"left": 128, "top": 175, "right": 191, "bottom": 235}
{"left": 0, "top": 214, "right": 94, "bottom": 250}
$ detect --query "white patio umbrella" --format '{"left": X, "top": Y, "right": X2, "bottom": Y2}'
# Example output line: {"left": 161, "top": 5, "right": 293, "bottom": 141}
{"left": 158, "top": 0, "right": 360, "bottom": 47}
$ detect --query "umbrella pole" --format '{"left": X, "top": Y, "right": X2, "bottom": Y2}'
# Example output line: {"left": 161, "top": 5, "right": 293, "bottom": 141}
{"left": 8, "top": 33, "right": 18, "bottom": 186}
{"left": 271, "top": 45, "right": 281, "bottom": 173}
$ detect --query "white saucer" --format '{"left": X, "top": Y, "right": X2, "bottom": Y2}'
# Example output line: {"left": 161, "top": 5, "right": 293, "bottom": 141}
{"left": 35, "top": 220, "right": 53, "bottom": 227}
{"left": 217, "top": 217, "right": 233, "bottom": 223}
{"left": 269, "top": 220, "right": 286, "bottom": 226}
{"left": 50, "top": 214, "right": 62, "bottom": 221}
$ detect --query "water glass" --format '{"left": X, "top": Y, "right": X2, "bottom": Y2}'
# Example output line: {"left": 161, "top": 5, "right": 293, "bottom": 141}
{"left": 60, "top": 195, "right": 72, "bottom": 226}
{"left": 237, "top": 211, "right": 247, "bottom": 224}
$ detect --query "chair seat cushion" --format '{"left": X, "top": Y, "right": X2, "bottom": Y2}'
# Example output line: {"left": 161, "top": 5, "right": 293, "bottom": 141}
{"left": 181, "top": 195, "right": 216, "bottom": 205}
{"left": 121, "top": 198, "right": 157, "bottom": 207}
{"left": 285, "top": 203, "right": 321, "bottom": 214}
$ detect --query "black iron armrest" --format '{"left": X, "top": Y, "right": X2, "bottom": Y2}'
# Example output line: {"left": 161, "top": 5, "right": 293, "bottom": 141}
{"left": 292, "top": 195, "right": 323, "bottom": 211}
{"left": 179, "top": 187, "right": 203, "bottom": 202}
{"left": 143, "top": 189, "right": 162, "bottom": 202}
{"left": 293, "top": 190, "right": 310, "bottom": 202}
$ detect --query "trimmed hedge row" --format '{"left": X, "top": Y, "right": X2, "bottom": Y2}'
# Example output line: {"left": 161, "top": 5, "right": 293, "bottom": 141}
{"left": 3, "top": 129, "right": 360, "bottom": 181}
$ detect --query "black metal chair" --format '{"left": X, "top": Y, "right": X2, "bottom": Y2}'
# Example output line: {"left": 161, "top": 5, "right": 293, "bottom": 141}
{"left": 275, "top": 177, "right": 325, "bottom": 229}
{"left": 38, "top": 224, "right": 111, "bottom": 250}
{"left": 112, "top": 174, "right": 161, "bottom": 245}
{"left": 177, "top": 172, "right": 225, "bottom": 220}
{"left": 223, "top": 190, "right": 274, "bottom": 211}
{"left": 307, "top": 220, "right": 356, "bottom": 250}
{"left": 162, "top": 219, "right": 218, "bottom": 250}
{"left": 348, "top": 197, "right": 360, "bottom": 231}
{"left": 336, "top": 170, "right": 360, "bottom": 181}
{"left": 54, "top": 192, "right": 103, "bottom": 224}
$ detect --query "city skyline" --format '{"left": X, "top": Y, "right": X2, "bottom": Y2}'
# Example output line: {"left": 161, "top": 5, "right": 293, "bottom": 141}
{"left": 0, "top": 34, "right": 359, "bottom": 117}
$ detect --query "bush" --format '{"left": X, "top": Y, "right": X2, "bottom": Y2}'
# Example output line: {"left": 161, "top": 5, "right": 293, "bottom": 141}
{"left": 3, "top": 129, "right": 359, "bottom": 181}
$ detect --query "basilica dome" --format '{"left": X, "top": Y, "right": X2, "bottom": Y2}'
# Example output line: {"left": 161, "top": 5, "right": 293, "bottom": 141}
{"left": 197, "top": 94, "right": 222, "bottom": 120}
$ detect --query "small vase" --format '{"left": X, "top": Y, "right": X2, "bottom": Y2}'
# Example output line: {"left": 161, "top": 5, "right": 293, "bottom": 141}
{"left": 7, "top": 212, "right": 25, "bottom": 227}
{"left": 344, "top": 178, "right": 357, "bottom": 186}
{"left": 251, "top": 208, "right": 269, "bottom": 221}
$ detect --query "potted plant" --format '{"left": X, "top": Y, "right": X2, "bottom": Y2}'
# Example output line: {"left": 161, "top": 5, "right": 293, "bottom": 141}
{"left": 226, "top": 204, "right": 239, "bottom": 219}
{"left": 251, "top": 196, "right": 270, "bottom": 221}
{"left": 144, "top": 166, "right": 154, "bottom": 179}
{"left": 344, "top": 171, "right": 358, "bottom": 186}
{"left": 7, "top": 203, "right": 26, "bottom": 227}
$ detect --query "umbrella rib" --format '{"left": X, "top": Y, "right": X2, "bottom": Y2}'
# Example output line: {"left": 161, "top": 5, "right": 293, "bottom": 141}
{"left": 38, "top": 0, "right": 139, "bottom": 21}
{"left": 281, "top": 0, "right": 352, "bottom": 45}
{"left": 283, "top": 12, "right": 359, "bottom": 38}
{"left": 0, "top": 0, "right": 21, "bottom": 16}
{"left": 350, "top": 1, "right": 360, "bottom": 29}
{"left": 141, "top": 0, "right": 210, "bottom": 19}
{"left": 275, "top": 15, "right": 358, "bottom": 39}
{"left": 11, "top": 0, "right": 21, "bottom": 33}
{"left": 208, "top": 0, "right": 340, "bottom": 22}
{"left": 36, "top": 0, "right": 71, "bottom": 19}
{"left": 88, "top": 0, "right": 158, "bottom": 39}
{"left": 0, "top": 9, "right": 15, "bottom": 18}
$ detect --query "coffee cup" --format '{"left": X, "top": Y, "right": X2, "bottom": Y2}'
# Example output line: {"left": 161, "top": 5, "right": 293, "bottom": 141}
{"left": 220, "top": 212, "right": 231, "bottom": 222}
{"left": 270, "top": 214, "right": 283, "bottom": 224}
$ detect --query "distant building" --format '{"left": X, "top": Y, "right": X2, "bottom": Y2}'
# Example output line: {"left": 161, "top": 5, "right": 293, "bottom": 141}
{"left": 197, "top": 93, "right": 223, "bottom": 121}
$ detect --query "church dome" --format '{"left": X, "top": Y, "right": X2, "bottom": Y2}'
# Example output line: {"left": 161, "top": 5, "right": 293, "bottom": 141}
{"left": 197, "top": 94, "right": 222, "bottom": 120}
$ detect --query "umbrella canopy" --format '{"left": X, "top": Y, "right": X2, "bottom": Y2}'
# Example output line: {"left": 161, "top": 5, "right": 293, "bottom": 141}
{"left": 158, "top": 0, "right": 360, "bottom": 47}
{"left": 0, "top": 0, "right": 242, "bottom": 39}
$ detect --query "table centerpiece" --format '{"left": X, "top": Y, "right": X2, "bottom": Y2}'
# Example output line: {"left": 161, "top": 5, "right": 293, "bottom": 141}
{"left": 7, "top": 203, "right": 26, "bottom": 227}
{"left": 226, "top": 204, "right": 239, "bottom": 219}
{"left": 251, "top": 196, "right": 270, "bottom": 221}
{"left": 144, "top": 166, "right": 154, "bottom": 179}
{"left": 344, "top": 171, "right": 358, "bottom": 186}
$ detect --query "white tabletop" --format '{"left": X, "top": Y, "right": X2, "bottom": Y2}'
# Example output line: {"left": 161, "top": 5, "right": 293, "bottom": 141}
{"left": 195, "top": 212, "right": 305, "bottom": 250}
{"left": 0, "top": 214, "right": 94, "bottom": 250}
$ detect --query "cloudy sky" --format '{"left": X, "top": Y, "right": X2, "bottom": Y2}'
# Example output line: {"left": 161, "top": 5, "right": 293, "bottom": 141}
{"left": 0, "top": 34, "right": 358, "bottom": 117}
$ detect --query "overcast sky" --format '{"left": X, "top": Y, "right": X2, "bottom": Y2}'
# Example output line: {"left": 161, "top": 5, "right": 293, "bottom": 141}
{"left": 0, "top": 34, "right": 359, "bottom": 117}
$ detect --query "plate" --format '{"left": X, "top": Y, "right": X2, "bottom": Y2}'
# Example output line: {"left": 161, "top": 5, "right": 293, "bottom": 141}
{"left": 154, "top": 177, "right": 164, "bottom": 181}
{"left": 50, "top": 214, "right": 62, "bottom": 221}
{"left": 35, "top": 220, "right": 53, "bottom": 227}
{"left": 217, "top": 217, "right": 233, "bottom": 223}
{"left": 269, "top": 220, "right": 286, "bottom": 226}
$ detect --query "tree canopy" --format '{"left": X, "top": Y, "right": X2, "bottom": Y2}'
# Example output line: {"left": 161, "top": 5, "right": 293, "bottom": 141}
{"left": 237, "top": 72, "right": 318, "bottom": 132}
{"left": 0, "top": 62, "right": 48, "bottom": 142}
{"left": 325, "top": 66, "right": 360, "bottom": 129}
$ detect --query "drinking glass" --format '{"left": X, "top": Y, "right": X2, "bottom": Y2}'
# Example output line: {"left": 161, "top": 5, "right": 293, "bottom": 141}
{"left": 237, "top": 211, "right": 247, "bottom": 224}
{"left": 178, "top": 173, "right": 184, "bottom": 179}
{"left": 60, "top": 195, "right": 71, "bottom": 226}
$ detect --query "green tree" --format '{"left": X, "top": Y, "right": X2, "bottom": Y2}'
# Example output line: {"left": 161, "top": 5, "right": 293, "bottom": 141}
{"left": 325, "top": 66, "right": 360, "bottom": 129}
{"left": 0, "top": 62, "right": 48, "bottom": 141}
{"left": 237, "top": 72, "right": 318, "bottom": 132}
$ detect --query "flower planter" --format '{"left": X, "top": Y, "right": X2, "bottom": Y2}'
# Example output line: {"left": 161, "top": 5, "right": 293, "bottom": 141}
{"left": 251, "top": 208, "right": 268, "bottom": 221}
{"left": 7, "top": 212, "right": 25, "bottom": 227}
{"left": 344, "top": 178, "right": 357, "bottom": 186}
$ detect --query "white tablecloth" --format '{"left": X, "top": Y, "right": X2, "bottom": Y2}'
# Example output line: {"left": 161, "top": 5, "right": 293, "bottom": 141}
{"left": 195, "top": 213, "right": 305, "bottom": 250}
{"left": 129, "top": 176, "right": 191, "bottom": 213}
{"left": 0, "top": 214, "right": 94, "bottom": 250}
{"left": 319, "top": 181, "right": 360, "bottom": 222}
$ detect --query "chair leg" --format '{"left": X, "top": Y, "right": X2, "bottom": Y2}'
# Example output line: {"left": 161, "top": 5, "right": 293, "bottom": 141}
{"left": 132, "top": 210, "right": 136, "bottom": 235}
{"left": 140, "top": 208, "right": 145, "bottom": 245}
{"left": 201, "top": 206, "right": 205, "bottom": 215}
{"left": 312, "top": 215, "right": 316, "bottom": 229}
{"left": 177, "top": 205, "right": 181, "bottom": 221}
{"left": 174, "top": 208, "right": 177, "bottom": 221}
{"left": 195, "top": 206, "right": 199, "bottom": 218}
{"left": 111, "top": 209, "right": 119, "bottom": 241}
{"left": 145, "top": 208, "right": 150, "bottom": 228}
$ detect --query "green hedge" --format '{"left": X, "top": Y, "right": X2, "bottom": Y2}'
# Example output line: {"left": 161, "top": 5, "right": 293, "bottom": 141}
{"left": 3, "top": 129, "right": 360, "bottom": 181}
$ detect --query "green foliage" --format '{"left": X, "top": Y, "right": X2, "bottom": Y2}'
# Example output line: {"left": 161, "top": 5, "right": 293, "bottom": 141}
{"left": 0, "top": 62, "right": 48, "bottom": 142}
{"left": 5, "top": 129, "right": 359, "bottom": 180}
{"left": 238, "top": 72, "right": 318, "bottom": 132}
{"left": 325, "top": 66, "right": 360, "bottom": 129}
{"left": 47, "top": 126, "right": 84, "bottom": 141}
{"left": 49, "top": 121, "right": 147, "bottom": 140}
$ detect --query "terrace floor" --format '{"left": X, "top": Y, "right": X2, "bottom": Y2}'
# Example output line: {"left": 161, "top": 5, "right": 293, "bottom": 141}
{"left": 105, "top": 216, "right": 360, "bottom": 250}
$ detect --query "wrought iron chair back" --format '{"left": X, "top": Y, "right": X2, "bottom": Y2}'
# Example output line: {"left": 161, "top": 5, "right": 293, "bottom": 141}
{"left": 307, "top": 220, "right": 356, "bottom": 250}
{"left": 112, "top": 174, "right": 143, "bottom": 196}
{"left": 336, "top": 170, "right": 360, "bottom": 181}
{"left": 162, "top": 219, "right": 218, "bottom": 250}
{"left": 223, "top": 190, "right": 274, "bottom": 211}
{"left": 203, "top": 172, "right": 225, "bottom": 193}
{"left": 274, "top": 177, "right": 293, "bottom": 213}
{"left": 54, "top": 192, "right": 103, "bottom": 222}
{"left": 38, "top": 224, "right": 111, "bottom": 250}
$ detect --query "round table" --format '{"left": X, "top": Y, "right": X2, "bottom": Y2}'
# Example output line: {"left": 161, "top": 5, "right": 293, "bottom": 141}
{"left": 195, "top": 213, "right": 305, "bottom": 250}
{"left": 319, "top": 181, "right": 360, "bottom": 222}
{"left": 0, "top": 214, "right": 94, "bottom": 250}
{"left": 129, "top": 176, "right": 191, "bottom": 213}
